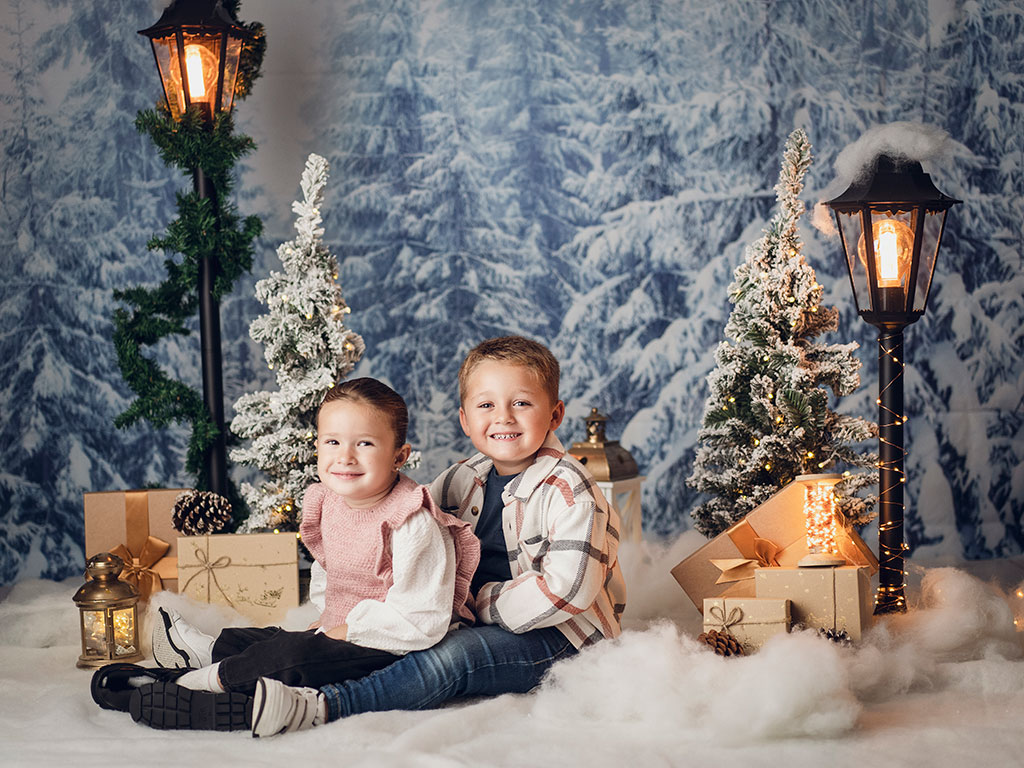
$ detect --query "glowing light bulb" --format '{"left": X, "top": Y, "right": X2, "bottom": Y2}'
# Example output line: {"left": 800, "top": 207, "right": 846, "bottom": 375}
{"left": 185, "top": 45, "right": 207, "bottom": 99}
{"left": 858, "top": 217, "right": 914, "bottom": 290}
{"left": 877, "top": 221, "right": 899, "bottom": 284}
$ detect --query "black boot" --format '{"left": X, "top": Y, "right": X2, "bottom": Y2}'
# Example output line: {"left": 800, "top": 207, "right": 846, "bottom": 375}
{"left": 129, "top": 681, "right": 252, "bottom": 731}
{"left": 91, "top": 663, "right": 190, "bottom": 712}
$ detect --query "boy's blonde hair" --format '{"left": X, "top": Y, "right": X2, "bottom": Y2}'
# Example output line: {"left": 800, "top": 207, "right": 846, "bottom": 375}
{"left": 458, "top": 336, "right": 560, "bottom": 405}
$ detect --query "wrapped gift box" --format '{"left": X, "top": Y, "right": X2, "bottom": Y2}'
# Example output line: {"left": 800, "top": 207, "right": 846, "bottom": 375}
{"left": 702, "top": 596, "right": 791, "bottom": 653}
{"left": 178, "top": 532, "right": 299, "bottom": 625}
{"left": 84, "top": 489, "right": 188, "bottom": 598}
{"left": 670, "top": 480, "right": 878, "bottom": 613}
{"left": 755, "top": 565, "right": 873, "bottom": 641}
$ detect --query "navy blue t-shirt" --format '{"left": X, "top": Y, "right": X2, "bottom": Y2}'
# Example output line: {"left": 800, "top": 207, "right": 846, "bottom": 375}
{"left": 470, "top": 466, "right": 516, "bottom": 595}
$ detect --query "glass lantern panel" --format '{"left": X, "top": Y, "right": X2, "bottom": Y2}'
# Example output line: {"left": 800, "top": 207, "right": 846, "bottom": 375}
{"left": 150, "top": 34, "right": 186, "bottom": 120}
{"left": 111, "top": 607, "right": 138, "bottom": 657}
{"left": 867, "top": 209, "right": 915, "bottom": 313}
{"left": 912, "top": 210, "right": 946, "bottom": 313}
{"left": 181, "top": 32, "right": 222, "bottom": 118}
{"left": 80, "top": 609, "right": 108, "bottom": 655}
{"left": 220, "top": 36, "right": 243, "bottom": 113}
{"left": 836, "top": 210, "right": 867, "bottom": 312}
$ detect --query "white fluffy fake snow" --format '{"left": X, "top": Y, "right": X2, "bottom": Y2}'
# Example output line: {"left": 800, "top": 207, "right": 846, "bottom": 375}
{"left": 2, "top": 535, "right": 1023, "bottom": 768}
{"left": 811, "top": 121, "right": 959, "bottom": 235}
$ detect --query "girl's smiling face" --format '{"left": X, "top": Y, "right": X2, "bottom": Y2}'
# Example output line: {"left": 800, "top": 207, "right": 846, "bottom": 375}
{"left": 458, "top": 360, "right": 564, "bottom": 476}
{"left": 316, "top": 399, "right": 411, "bottom": 508}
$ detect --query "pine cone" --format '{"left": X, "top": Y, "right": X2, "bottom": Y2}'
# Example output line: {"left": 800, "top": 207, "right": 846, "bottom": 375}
{"left": 697, "top": 629, "right": 746, "bottom": 657}
{"left": 172, "top": 490, "right": 234, "bottom": 535}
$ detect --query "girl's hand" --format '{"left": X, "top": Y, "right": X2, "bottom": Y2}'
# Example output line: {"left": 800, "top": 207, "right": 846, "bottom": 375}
{"left": 307, "top": 619, "right": 322, "bottom": 631}
{"left": 324, "top": 623, "right": 348, "bottom": 641}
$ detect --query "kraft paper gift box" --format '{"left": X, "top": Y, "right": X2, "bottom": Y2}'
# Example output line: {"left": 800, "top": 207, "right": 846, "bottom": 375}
{"left": 754, "top": 565, "right": 874, "bottom": 641}
{"left": 670, "top": 480, "right": 878, "bottom": 614}
{"left": 702, "top": 596, "right": 791, "bottom": 653}
{"left": 83, "top": 489, "right": 188, "bottom": 599}
{"left": 177, "top": 532, "right": 299, "bottom": 625}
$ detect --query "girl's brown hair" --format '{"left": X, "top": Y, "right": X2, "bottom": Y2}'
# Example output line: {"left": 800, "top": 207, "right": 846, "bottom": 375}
{"left": 319, "top": 378, "right": 409, "bottom": 446}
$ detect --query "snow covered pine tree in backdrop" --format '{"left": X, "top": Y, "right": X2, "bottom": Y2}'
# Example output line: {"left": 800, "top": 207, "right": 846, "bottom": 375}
{"left": 688, "top": 129, "right": 877, "bottom": 538}
{"left": 231, "top": 153, "right": 364, "bottom": 531}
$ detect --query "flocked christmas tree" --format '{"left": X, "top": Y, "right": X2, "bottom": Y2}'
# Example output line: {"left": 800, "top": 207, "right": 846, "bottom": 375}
{"left": 688, "top": 129, "right": 877, "bottom": 538}
{"left": 231, "top": 153, "right": 364, "bottom": 531}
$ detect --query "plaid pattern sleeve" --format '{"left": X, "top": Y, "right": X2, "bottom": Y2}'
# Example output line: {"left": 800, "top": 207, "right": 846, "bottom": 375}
{"left": 455, "top": 435, "right": 626, "bottom": 647}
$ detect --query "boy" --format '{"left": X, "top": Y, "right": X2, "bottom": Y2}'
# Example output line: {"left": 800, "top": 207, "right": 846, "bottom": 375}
{"left": 251, "top": 336, "right": 627, "bottom": 736}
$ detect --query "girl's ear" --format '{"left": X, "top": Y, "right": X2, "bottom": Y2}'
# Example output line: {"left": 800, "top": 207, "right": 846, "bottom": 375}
{"left": 395, "top": 443, "right": 412, "bottom": 469}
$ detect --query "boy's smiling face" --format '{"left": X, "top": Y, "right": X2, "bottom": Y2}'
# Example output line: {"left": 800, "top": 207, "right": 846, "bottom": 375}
{"left": 459, "top": 360, "right": 565, "bottom": 476}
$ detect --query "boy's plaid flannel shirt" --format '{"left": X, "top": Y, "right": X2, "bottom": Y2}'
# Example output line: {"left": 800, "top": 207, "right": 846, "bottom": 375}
{"left": 430, "top": 433, "right": 627, "bottom": 647}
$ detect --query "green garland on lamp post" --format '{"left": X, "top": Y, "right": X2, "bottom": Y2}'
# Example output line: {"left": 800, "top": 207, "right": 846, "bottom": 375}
{"left": 113, "top": 2, "right": 264, "bottom": 510}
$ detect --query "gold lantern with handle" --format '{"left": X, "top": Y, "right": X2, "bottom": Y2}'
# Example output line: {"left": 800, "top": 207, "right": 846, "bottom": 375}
{"left": 73, "top": 552, "right": 143, "bottom": 668}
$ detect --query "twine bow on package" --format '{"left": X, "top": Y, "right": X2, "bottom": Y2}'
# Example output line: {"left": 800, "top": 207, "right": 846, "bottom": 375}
{"left": 177, "top": 532, "right": 299, "bottom": 625}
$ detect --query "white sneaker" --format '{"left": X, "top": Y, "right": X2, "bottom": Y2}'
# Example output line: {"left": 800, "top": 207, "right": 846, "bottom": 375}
{"left": 152, "top": 607, "right": 214, "bottom": 669}
{"left": 251, "top": 677, "right": 324, "bottom": 738}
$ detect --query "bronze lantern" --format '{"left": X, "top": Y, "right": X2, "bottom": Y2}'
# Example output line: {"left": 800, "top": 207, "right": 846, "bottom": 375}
{"left": 569, "top": 408, "right": 644, "bottom": 542}
{"left": 73, "top": 553, "right": 143, "bottom": 668}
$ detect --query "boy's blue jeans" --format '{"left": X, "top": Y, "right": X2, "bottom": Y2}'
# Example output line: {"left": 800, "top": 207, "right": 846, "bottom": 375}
{"left": 320, "top": 625, "right": 577, "bottom": 720}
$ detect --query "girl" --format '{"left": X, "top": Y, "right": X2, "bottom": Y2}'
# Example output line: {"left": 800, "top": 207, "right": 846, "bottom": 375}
{"left": 96, "top": 378, "right": 479, "bottom": 731}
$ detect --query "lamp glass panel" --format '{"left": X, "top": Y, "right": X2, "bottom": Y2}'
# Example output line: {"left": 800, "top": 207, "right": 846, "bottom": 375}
{"left": 150, "top": 34, "right": 186, "bottom": 120}
{"left": 913, "top": 210, "right": 946, "bottom": 313}
{"left": 220, "top": 36, "right": 243, "bottom": 112}
{"left": 836, "top": 209, "right": 867, "bottom": 312}
{"left": 181, "top": 32, "right": 222, "bottom": 111}
{"left": 866, "top": 209, "right": 914, "bottom": 313}
{"left": 112, "top": 606, "right": 138, "bottom": 656}
{"left": 80, "top": 609, "right": 107, "bottom": 655}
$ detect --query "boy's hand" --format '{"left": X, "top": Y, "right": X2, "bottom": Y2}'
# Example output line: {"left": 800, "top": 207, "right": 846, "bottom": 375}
{"left": 324, "top": 623, "right": 348, "bottom": 641}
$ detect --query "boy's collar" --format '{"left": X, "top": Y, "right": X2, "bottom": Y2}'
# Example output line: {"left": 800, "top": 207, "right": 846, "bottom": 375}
{"left": 466, "top": 432, "right": 566, "bottom": 500}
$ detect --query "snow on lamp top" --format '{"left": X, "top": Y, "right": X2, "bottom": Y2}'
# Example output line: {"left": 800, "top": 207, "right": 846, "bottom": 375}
{"left": 822, "top": 124, "right": 961, "bottom": 328}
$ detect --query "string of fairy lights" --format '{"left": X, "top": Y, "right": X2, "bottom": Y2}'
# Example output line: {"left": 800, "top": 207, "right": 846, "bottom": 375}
{"left": 804, "top": 479, "right": 840, "bottom": 556}
{"left": 875, "top": 329, "right": 908, "bottom": 612}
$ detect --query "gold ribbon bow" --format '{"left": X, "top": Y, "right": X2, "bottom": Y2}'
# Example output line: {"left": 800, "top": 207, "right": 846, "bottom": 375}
{"left": 180, "top": 546, "right": 235, "bottom": 607}
{"left": 707, "top": 603, "right": 744, "bottom": 633}
{"left": 109, "top": 536, "right": 170, "bottom": 602}
{"left": 710, "top": 520, "right": 783, "bottom": 586}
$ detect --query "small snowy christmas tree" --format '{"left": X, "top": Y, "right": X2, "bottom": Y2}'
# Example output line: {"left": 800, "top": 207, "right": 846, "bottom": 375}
{"left": 231, "top": 153, "right": 364, "bottom": 531}
{"left": 687, "top": 129, "right": 877, "bottom": 538}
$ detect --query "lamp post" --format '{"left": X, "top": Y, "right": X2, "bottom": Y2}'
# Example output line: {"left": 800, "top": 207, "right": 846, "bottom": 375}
{"left": 139, "top": 0, "right": 250, "bottom": 496}
{"left": 826, "top": 154, "right": 960, "bottom": 614}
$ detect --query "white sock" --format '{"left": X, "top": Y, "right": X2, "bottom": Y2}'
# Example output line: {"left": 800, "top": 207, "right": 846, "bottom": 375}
{"left": 176, "top": 662, "right": 226, "bottom": 692}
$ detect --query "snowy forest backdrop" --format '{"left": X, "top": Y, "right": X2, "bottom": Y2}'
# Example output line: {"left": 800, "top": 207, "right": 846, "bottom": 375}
{"left": 1, "top": 0, "right": 1021, "bottom": 585}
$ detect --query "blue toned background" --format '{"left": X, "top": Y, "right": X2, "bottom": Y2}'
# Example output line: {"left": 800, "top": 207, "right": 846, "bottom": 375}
{"left": 1, "top": 0, "right": 1021, "bottom": 584}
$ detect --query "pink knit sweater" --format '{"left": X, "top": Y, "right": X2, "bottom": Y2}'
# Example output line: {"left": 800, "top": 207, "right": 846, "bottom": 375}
{"left": 300, "top": 474, "right": 479, "bottom": 634}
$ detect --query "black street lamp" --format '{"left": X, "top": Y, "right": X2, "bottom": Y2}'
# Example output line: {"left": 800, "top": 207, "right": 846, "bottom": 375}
{"left": 139, "top": 0, "right": 251, "bottom": 496}
{"left": 826, "top": 154, "right": 960, "bottom": 614}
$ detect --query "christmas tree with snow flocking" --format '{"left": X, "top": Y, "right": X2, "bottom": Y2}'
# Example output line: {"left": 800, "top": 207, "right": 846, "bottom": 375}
{"left": 231, "top": 153, "right": 364, "bottom": 531}
{"left": 688, "top": 129, "right": 877, "bottom": 538}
